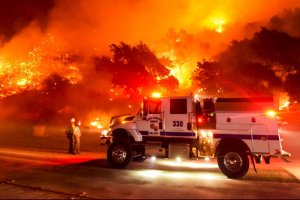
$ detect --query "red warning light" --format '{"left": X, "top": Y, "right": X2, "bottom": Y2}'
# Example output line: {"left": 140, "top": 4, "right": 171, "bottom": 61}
{"left": 197, "top": 116, "right": 204, "bottom": 124}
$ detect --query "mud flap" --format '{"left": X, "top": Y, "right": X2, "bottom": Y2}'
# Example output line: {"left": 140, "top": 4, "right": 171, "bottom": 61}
{"left": 250, "top": 154, "right": 257, "bottom": 173}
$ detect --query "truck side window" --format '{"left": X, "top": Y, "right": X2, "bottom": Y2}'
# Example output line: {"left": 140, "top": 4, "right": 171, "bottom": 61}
{"left": 149, "top": 99, "right": 161, "bottom": 114}
{"left": 170, "top": 99, "right": 187, "bottom": 114}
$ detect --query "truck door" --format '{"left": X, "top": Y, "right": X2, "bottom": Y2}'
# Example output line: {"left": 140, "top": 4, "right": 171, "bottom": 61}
{"left": 163, "top": 98, "right": 195, "bottom": 138}
{"left": 251, "top": 125, "right": 269, "bottom": 153}
{"left": 136, "top": 98, "right": 164, "bottom": 137}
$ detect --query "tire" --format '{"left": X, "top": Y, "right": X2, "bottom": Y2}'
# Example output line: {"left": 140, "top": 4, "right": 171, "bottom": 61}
{"left": 217, "top": 148, "right": 249, "bottom": 179}
{"left": 107, "top": 140, "right": 132, "bottom": 168}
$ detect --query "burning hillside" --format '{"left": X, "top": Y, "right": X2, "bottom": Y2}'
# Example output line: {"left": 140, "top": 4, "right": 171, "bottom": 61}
{"left": 0, "top": 0, "right": 300, "bottom": 126}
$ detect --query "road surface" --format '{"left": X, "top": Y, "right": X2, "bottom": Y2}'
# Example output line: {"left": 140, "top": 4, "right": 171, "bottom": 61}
{"left": 0, "top": 147, "right": 299, "bottom": 199}
{"left": 0, "top": 111, "right": 299, "bottom": 198}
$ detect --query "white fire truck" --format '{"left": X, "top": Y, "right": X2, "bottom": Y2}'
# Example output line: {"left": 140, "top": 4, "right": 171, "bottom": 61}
{"left": 104, "top": 95, "right": 290, "bottom": 178}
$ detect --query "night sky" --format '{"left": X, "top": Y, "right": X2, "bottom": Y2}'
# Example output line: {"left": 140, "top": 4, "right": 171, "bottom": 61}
{"left": 0, "top": 0, "right": 54, "bottom": 39}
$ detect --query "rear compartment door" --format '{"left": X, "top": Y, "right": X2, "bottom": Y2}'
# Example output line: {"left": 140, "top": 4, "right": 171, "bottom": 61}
{"left": 251, "top": 125, "right": 269, "bottom": 153}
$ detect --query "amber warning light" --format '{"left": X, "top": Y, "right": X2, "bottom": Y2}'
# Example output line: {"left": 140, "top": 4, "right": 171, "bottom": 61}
{"left": 265, "top": 110, "right": 276, "bottom": 118}
{"left": 151, "top": 92, "right": 161, "bottom": 98}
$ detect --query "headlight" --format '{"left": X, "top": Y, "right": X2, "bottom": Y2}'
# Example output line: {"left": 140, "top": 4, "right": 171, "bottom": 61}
{"left": 101, "top": 129, "right": 109, "bottom": 137}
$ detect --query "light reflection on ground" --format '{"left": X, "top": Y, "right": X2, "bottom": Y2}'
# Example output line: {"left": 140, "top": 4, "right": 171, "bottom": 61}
{"left": 156, "top": 160, "right": 218, "bottom": 169}
{"left": 134, "top": 158, "right": 222, "bottom": 180}
{"left": 135, "top": 169, "right": 221, "bottom": 180}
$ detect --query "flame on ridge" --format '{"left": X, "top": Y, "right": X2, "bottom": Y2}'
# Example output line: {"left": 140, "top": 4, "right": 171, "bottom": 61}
{"left": 0, "top": 34, "right": 83, "bottom": 98}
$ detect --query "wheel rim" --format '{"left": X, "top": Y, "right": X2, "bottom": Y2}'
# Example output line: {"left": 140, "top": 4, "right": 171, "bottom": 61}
{"left": 112, "top": 146, "right": 127, "bottom": 163}
{"left": 223, "top": 152, "right": 243, "bottom": 172}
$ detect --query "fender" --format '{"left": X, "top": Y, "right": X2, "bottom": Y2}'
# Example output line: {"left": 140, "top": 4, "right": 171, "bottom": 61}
{"left": 127, "top": 129, "right": 143, "bottom": 142}
{"left": 111, "top": 123, "right": 142, "bottom": 142}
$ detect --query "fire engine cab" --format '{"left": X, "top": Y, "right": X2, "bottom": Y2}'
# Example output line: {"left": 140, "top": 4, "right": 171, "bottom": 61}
{"left": 104, "top": 95, "right": 290, "bottom": 178}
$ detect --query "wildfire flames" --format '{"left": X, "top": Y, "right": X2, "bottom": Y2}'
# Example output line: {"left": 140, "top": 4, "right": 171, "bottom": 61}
{"left": 90, "top": 118, "right": 103, "bottom": 129}
{"left": 0, "top": 0, "right": 299, "bottom": 126}
{"left": 159, "top": 49, "right": 195, "bottom": 89}
{"left": 0, "top": 33, "right": 83, "bottom": 99}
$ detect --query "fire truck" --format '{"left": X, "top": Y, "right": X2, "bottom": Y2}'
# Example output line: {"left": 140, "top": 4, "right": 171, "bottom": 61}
{"left": 104, "top": 95, "right": 290, "bottom": 178}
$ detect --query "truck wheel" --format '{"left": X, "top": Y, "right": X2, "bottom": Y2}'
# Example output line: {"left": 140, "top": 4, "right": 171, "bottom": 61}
{"left": 107, "top": 140, "right": 132, "bottom": 168}
{"left": 217, "top": 148, "right": 249, "bottom": 179}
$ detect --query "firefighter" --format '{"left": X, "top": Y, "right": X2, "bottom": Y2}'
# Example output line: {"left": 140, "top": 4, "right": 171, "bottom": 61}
{"left": 73, "top": 120, "right": 81, "bottom": 154}
{"left": 66, "top": 118, "right": 76, "bottom": 154}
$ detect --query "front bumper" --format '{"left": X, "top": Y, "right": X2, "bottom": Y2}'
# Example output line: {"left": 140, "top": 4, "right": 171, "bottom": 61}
{"left": 100, "top": 136, "right": 111, "bottom": 145}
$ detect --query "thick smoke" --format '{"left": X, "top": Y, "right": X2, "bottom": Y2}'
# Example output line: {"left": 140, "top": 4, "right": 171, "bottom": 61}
{"left": 0, "top": 0, "right": 54, "bottom": 41}
{"left": 194, "top": 9, "right": 300, "bottom": 102}
{"left": 268, "top": 8, "right": 300, "bottom": 38}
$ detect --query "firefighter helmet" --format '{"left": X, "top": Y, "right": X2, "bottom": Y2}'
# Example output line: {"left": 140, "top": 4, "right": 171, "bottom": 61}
{"left": 70, "top": 118, "right": 76, "bottom": 123}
